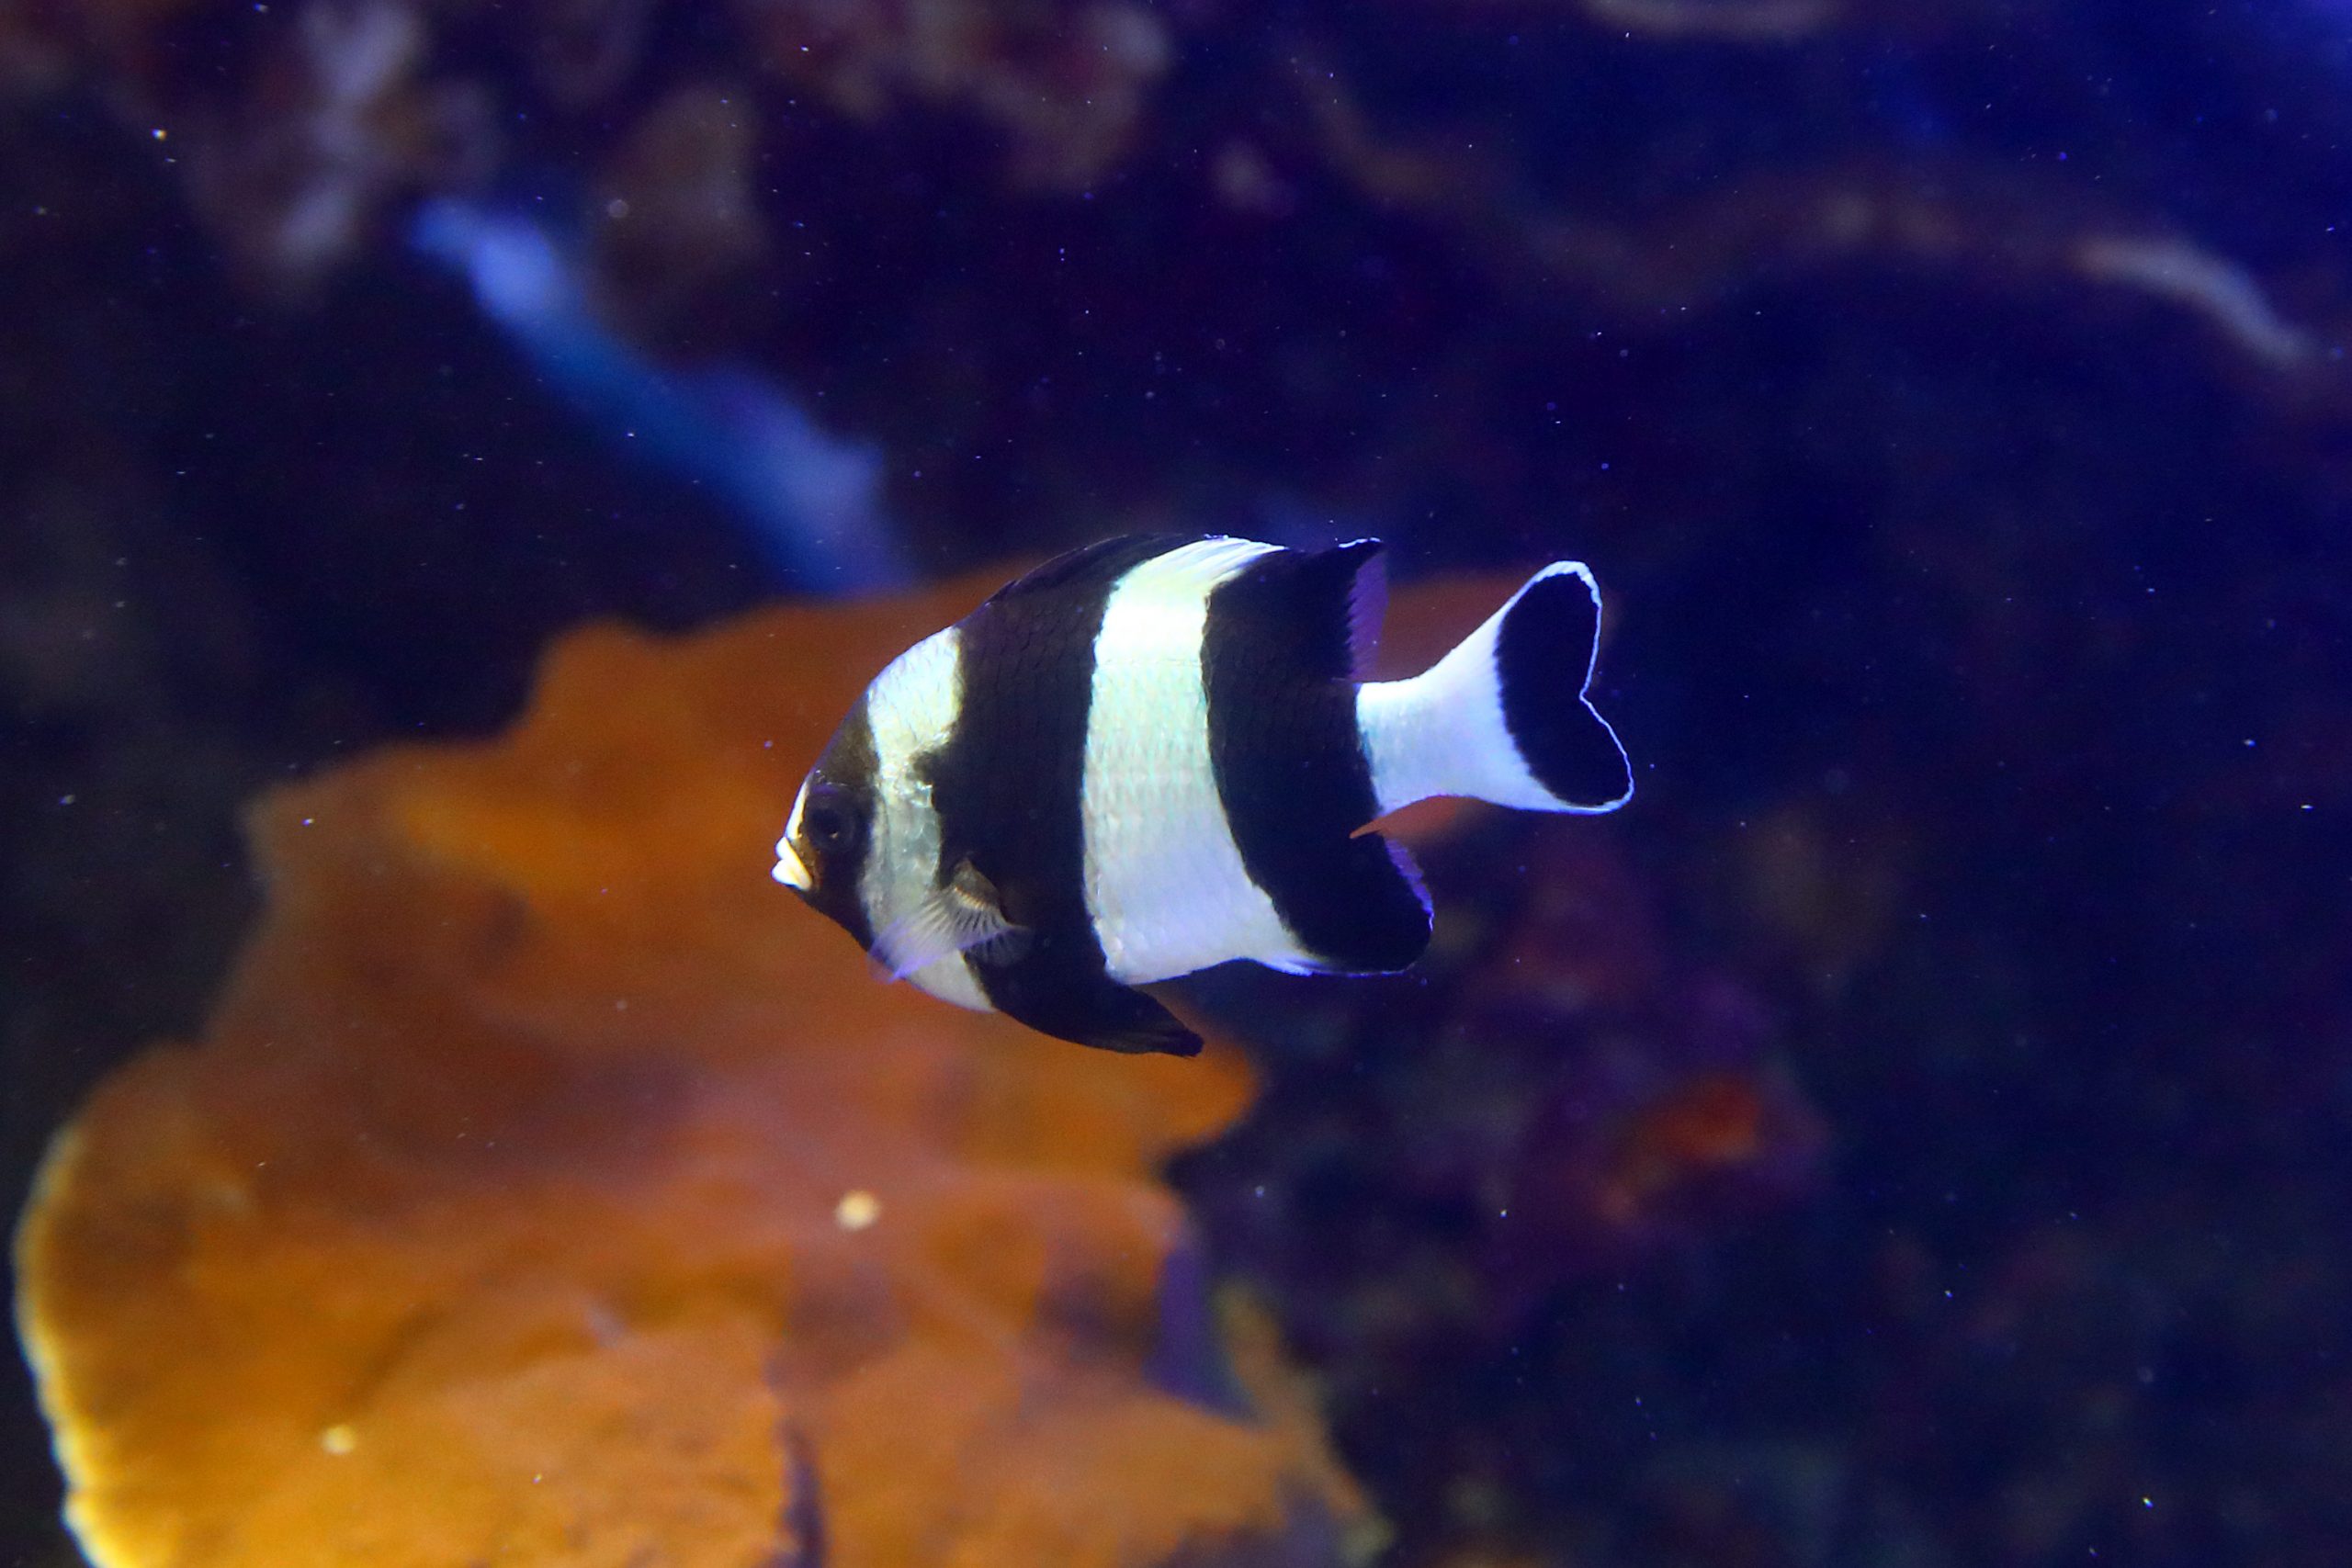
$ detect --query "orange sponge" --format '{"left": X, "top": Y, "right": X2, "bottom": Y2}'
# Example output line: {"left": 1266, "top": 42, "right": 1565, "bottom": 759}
{"left": 16, "top": 574, "right": 1365, "bottom": 1568}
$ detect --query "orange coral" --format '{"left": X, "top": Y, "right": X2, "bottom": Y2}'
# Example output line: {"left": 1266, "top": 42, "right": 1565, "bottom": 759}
{"left": 15, "top": 573, "right": 1365, "bottom": 1568}
{"left": 1595, "top": 1072, "right": 1772, "bottom": 1226}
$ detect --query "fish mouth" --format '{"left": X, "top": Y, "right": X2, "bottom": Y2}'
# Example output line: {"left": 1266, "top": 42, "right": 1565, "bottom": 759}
{"left": 772, "top": 836, "right": 813, "bottom": 893}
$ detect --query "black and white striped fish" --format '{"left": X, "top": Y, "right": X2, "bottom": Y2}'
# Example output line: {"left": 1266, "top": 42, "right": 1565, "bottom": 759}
{"left": 771, "top": 536, "right": 1632, "bottom": 1055}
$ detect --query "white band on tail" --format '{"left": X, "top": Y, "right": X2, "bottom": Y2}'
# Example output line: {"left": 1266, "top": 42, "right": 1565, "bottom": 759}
{"left": 1356, "top": 561, "right": 1632, "bottom": 818}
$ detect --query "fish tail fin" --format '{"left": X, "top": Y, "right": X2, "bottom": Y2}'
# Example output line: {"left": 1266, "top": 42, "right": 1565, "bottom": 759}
{"left": 1356, "top": 561, "right": 1634, "bottom": 816}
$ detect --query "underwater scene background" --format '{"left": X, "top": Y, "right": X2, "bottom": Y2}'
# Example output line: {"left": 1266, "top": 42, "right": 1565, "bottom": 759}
{"left": 4, "top": 2, "right": 2349, "bottom": 1564}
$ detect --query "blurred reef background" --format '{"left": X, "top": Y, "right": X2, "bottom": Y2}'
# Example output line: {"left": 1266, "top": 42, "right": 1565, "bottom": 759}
{"left": 5, "top": 1, "right": 2351, "bottom": 1564}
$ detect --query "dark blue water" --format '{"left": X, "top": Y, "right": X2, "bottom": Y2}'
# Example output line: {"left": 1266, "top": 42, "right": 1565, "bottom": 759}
{"left": 5, "top": 3, "right": 2349, "bottom": 1563}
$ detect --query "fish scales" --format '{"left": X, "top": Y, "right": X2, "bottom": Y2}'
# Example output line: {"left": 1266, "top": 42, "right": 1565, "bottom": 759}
{"left": 924, "top": 546, "right": 1159, "bottom": 1046}
{"left": 774, "top": 535, "right": 1633, "bottom": 1055}
{"left": 1202, "top": 544, "right": 1427, "bottom": 974}
{"left": 1083, "top": 539, "right": 1311, "bottom": 986}
{"left": 862, "top": 628, "right": 987, "bottom": 1010}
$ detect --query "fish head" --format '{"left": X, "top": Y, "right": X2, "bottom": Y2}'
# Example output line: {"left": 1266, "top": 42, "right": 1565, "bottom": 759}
{"left": 773, "top": 706, "right": 880, "bottom": 947}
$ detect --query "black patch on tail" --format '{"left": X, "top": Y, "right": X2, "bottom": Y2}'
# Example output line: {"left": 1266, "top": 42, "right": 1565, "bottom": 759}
{"left": 1204, "top": 546, "right": 1431, "bottom": 973}
{"left": 1497, "top": 570, "right": 1634, "bottom": 808}
{"left": 925, "top": 536, "right": 1203, "bottom": 1055}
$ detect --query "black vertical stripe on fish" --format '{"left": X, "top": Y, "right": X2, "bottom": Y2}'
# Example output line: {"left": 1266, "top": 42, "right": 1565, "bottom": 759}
{"left": 803, "top": 694, "right": 878, "bottom": 951}
{"left": 1203, "top": 545, "right": 1432, "bottom": 973}
{"left": 923, "top": 536, "right": 1204, "bottom": 1055}
{"left": 774, "top": 533, "right": 1631, "bottom": 1053}
{"left": 1496, "top": 569, "right": 1634, "bottom": 808}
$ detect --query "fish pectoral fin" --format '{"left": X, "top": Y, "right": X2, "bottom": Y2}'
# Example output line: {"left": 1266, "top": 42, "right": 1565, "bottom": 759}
{"left": 870, "top": 861, "right": 1033, "bottom": 981}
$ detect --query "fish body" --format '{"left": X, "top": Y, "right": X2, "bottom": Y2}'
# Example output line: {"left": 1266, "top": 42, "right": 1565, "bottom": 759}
{"left": 774, "top": 536, "right": 1632, "bottom": 1055}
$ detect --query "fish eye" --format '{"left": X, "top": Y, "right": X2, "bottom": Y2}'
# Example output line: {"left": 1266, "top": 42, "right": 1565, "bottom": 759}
{"left": 801, "top": 784, "right": 859, "bottom": 854}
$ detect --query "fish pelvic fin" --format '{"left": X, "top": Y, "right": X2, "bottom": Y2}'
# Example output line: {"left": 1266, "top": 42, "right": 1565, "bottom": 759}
{"left": 989, "top": 962, "right": 1204, "bottom": 1055}
{"left": 1355, "top": 561, "right": 1634, "bottom": 816}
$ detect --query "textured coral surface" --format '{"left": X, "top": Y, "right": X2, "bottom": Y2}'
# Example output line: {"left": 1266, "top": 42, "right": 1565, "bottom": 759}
{"left": 16, "top": 575, "right": 1362, "bottom": 1568}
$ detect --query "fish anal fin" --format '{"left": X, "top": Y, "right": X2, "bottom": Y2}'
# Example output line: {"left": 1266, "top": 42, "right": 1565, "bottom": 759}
{"left": 871, "top": 860, "right": 1033, "bottom": 981}
{"left": 1281, "top": 830, "right": 1432, "bottom": 976}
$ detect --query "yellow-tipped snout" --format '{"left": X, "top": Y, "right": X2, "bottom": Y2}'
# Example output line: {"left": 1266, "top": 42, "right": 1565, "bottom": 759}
{"left": 774, "top": 780, "right": 814, "bottom": 891}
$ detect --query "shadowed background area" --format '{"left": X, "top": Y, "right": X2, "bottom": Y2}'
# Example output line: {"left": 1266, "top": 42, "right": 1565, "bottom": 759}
{"left": 4, "top": 1, "right": 2350, "bottom": 1564}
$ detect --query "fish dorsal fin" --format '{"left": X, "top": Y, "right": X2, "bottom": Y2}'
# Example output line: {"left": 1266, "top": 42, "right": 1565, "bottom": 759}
{"left": 1210, "top": 538, "right": 1387, "bottom": 681}
{"left": 982, "top": 535, "right": 1211, "bottom": 607}
{"left": 871, "top": 860, "right": 1033, "bottom": 981}
{"left": 1340, "top": 539, "right": 1388, "bottom": 677}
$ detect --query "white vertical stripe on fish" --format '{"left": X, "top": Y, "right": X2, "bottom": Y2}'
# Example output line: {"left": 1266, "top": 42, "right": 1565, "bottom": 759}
{"left": 858, "top": 626, "right": 992, "bottom": 1011}
{"left": 775, "top": 784, "right": 813, "bottom": 889}
{"left": 772, "top": 534, "right": 1631, "bottom": 1055}
{"left": 1357, "top": 562, "right": 1620, "bottom": 816}
{"left": 1081, "top": 537, "right": 1315, "bottom": 983}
